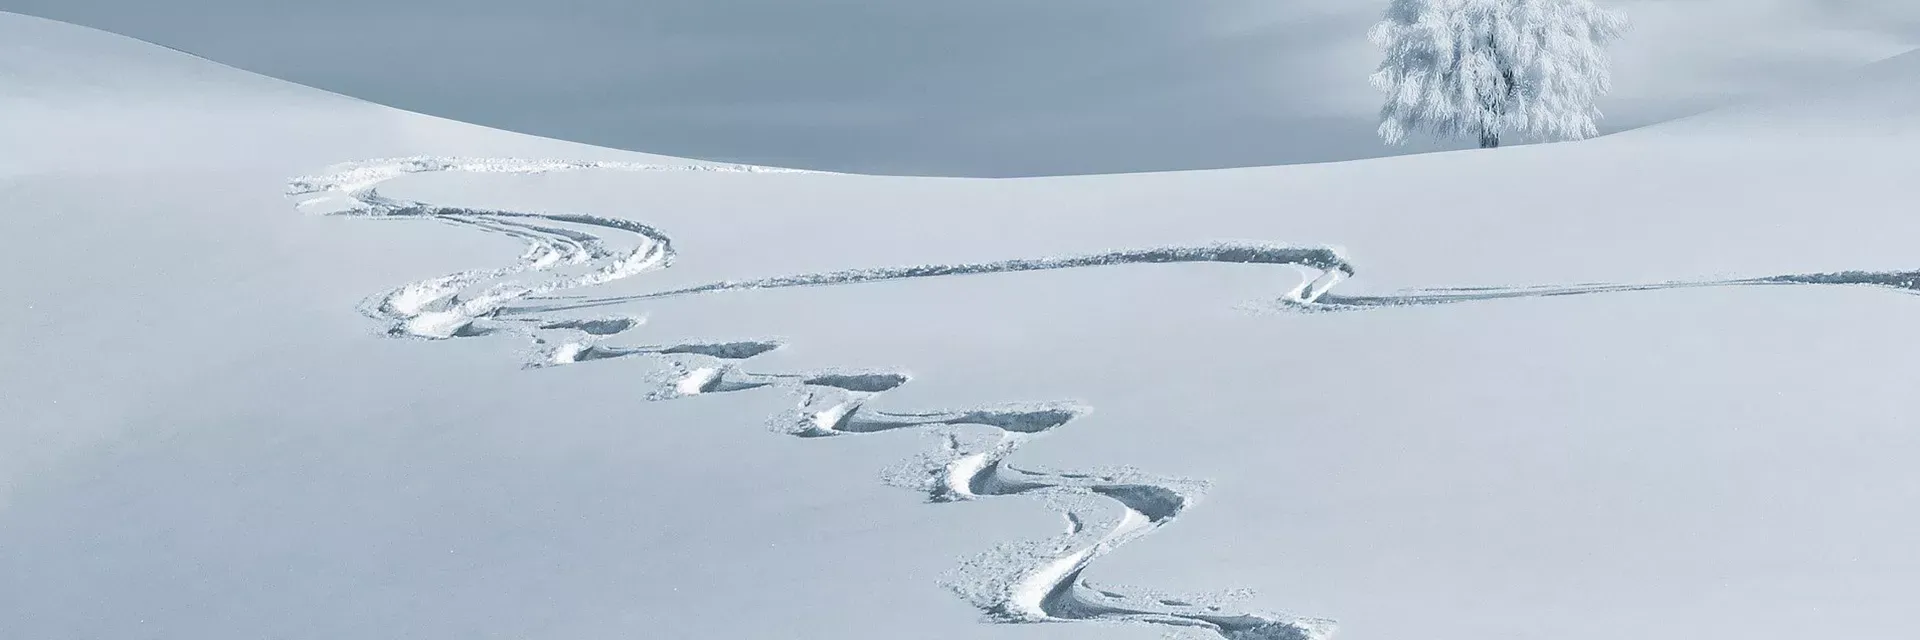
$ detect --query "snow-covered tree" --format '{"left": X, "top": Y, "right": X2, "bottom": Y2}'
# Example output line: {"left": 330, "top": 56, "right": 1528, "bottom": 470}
{"left": 1369, "top": 0, "right": 1627, "bottom": 149}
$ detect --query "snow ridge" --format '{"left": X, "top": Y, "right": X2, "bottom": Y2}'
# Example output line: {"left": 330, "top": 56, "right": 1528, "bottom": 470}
{"left": 287, "top": 157, "right": 1344, "bottom": 640}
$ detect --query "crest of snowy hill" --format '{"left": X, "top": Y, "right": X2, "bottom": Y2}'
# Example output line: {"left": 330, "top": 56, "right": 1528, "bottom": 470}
{"left": 8, "top": 10, "right": 1920, "bottom": 640}
{"left": 0, "top": 11, "right": 324, "bottom": 102}
{"left": 1646, "top": 47, "right": 1920, "bottom": 134}
{"left": 0, "top": 12, "right": 350, "bottom": 174}
{"left": 0, "top": 11, "right": 684, "bottom": 175}
{"left": 15, "top": 0, "right": 1920, "bottom": 175}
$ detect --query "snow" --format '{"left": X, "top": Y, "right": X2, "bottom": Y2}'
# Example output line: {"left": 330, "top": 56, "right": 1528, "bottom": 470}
{"left": 7, "top": 9, "right": 1920, "bottom": 640}
{"left": 15, "top": 1, "right": 1920, "bottom": 175}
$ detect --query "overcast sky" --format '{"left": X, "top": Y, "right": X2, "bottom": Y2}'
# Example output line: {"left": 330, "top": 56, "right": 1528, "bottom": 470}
{"left": 3, "top": 1, "right": 1916, "bottom": 175}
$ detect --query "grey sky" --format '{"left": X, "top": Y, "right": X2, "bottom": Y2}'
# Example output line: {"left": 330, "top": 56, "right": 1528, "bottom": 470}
{"left": 3, "top": 1, "right": 1917, "bottom": 175}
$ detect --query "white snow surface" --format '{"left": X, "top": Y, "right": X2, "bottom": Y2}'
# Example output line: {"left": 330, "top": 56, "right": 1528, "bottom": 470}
{"left": 6, "top": 11, "right": 1920, "bottom": 640}
{"left": 15, "top": 0, "right": 1920, "bottom": 175}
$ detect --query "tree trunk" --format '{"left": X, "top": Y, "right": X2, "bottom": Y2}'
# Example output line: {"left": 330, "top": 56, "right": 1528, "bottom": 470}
{"left": 1479, "top": 130, "right": 1500, "bottom": 149}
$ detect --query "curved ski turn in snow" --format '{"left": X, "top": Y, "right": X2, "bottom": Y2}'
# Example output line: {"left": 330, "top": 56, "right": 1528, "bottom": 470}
{"left": 287, "top": 157, "right": 1343, "bottom": 640}
{"left": 290, "top": 156, "right": 1920, "bottom": 640}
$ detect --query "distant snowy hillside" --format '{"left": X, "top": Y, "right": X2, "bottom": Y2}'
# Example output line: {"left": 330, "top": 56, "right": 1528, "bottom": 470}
{"left": 11, "top": 1, "right": 1920, "bottom": 175}
{"left": 0, "top": 12, "right": 680, "bottom": 175}
{"left": 1651, "top": 48, "right": 1920, "bottom": 132}
{"left": 6, "top": 11, "right": 1920, "bottom": 640}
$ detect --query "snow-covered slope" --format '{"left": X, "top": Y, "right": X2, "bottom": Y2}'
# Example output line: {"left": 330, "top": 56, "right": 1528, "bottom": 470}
{"left": 1648, "top": 47, "right": 1920, "bottom": 134}
{"left": 0, "top": 12, "right": 681, "bottom": 176}
{"left": 6, "top": 11, "right": 1920, "bottom": 640}
{"left": 16, "top": 0, "right": 1920, "bottom": 176}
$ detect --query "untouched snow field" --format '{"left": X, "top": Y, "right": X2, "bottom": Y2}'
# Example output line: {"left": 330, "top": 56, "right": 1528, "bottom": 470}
{"left": 14, "top": 0, "right": 1920, "bottom": 175}
{"left": 6, "top": 10, "right": 1920, "bottom": 640}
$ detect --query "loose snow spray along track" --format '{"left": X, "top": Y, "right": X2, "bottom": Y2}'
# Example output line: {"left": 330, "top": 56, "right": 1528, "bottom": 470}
{"left": 288, "top": 157, "right": 1344, "bottom": 640}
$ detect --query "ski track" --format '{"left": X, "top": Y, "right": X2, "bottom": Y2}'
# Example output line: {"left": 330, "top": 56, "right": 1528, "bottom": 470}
{"left": 289, "top": 156, "right": 1920, "bottom": 640}
{"left": 507, "top": 245, "right": 1355, "bottom": 315}
{"left": 1294, "top": 270, "right": 1920, "bottom": 310}
{"left": 289, "top": 156, "right": 1338, "bottom": 640}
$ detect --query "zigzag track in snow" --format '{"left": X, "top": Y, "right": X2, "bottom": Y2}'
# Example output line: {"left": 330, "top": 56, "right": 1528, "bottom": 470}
{"left": 290, "top": 157, "right": 1920, "bottom": 640}
{"left": 288, "top": 157, "right": 1342, "bottom": 640}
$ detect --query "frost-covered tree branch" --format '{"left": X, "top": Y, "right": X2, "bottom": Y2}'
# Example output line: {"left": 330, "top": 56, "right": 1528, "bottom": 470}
{"left": 1370, "top": 0, "right": 1627, "bottom": 149}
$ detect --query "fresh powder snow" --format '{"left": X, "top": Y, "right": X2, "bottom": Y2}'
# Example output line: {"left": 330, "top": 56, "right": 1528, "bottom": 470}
{"left": 5, "top": 9, "right": 1920, "bottom": 640}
